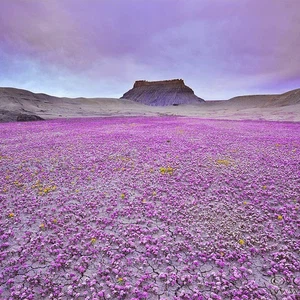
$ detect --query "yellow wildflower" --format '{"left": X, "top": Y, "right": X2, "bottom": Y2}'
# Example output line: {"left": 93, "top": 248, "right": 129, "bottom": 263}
{"left": 8, "top": 213, "right": 15, "bottom": 218}
{"left": 39, "top": 223, "right": 45, "bottom": 230}
{"left": 166, "top": 167, "right": 173, "bottom": 174}
{"left": 91, "top": 238, "right": 97, "bottom": 244}
{"left": 277, "top": 215, "right": 283, "bottom": 221}
{"left": 121, "top": 193, "right": 125, "bottom": 199}
{"left": 160, "top": 167, "right": 166, "bottom": 174}
{"left": 238, "top": 239, "right": 245, "bottom": 246}
{"left": 43, "top": 187, "right": 50, "bottom": 193}
{"left": 216, "top": 159, "right": 230, "bottom": 166}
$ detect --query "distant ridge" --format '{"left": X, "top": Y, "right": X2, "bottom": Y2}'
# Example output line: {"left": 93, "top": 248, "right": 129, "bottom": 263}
{"left": 121, "top": 79, "right": 205, "bottom": 106}
{"left": 228, "top": 88, "right": 300, "bottom": 107}
{"left": 0, "top": 86, "right": 299, "bottom": 122}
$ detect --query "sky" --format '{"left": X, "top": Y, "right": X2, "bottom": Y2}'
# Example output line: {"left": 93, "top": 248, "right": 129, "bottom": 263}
{"left": 0, "top": 0, "right": 300, "bottom": 100}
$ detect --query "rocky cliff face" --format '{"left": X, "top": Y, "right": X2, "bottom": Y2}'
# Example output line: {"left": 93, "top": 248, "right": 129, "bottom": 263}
{"left": 121, "top": 79, "right": 204, "bottom": 106}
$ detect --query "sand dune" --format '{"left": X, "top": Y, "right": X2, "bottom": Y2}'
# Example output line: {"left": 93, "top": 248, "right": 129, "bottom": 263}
{"left": 0, "top": 87, "right": 299, "bottom": 122}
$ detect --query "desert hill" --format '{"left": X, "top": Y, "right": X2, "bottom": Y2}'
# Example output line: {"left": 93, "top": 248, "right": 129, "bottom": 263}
{"left": 121, "top": 79, "right": 204, "bottom": 106}
{"left": 0, "top": 87, "right": 155, "bottom": 122}
{"left": 227, "top": 88, "right": 300, "bottom": 108}
{"left": 0, "top": 85, "right": 299, "bottom": 122}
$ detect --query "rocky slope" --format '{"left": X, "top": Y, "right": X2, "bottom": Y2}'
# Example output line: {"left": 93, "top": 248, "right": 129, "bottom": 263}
{"left": 0, "top": 109, "right": 44, "bottom": 122}
{"left": 228, "top": 88, "right": 300, "bottom": 108}
{"left": 121, "top": 79, "right": 205, "bottom": 106}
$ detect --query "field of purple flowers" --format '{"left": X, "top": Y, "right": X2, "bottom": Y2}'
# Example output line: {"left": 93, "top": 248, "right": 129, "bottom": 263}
{"left": 0, "top": 117, "right": 299, "bottom": 299}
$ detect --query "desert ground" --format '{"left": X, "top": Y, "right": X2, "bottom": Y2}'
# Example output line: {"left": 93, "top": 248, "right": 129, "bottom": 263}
{"left": 0, "top": 87, "right": 300, "bottom": 122}
{"left": 1, "top": 116, "right": 300, "bottom": 299}
{"left": 0, "top": 88, "right": 299, "bottom": 299}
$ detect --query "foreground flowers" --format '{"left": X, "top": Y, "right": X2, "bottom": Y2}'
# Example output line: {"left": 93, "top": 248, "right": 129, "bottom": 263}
{"left": 0, "top": 116, "right": 299, "bottom": 299}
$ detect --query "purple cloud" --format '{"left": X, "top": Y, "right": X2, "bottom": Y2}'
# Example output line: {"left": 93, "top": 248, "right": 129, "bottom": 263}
{"left": 0, "top": 0, "right": 299, "bottom": 99}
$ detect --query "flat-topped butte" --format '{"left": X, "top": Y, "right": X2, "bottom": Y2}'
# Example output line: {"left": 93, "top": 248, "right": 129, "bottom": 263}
{"left": 121, "top": 79, "right": 204, "bottom": 106}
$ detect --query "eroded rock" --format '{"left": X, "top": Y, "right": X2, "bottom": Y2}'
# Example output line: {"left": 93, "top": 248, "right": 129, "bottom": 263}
{"left": 16, "top": 114, "right": 44, "bottom": 122}
{"left": 121, "top": 79, "right": 204, "bottom": 106}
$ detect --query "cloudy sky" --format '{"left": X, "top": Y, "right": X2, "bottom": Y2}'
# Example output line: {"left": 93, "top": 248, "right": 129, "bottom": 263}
{"left": 0, "top": 0, "right": 299, "bottom": 100}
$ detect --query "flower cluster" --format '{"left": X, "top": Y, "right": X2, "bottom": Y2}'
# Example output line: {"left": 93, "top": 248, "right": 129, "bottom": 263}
{"left": 0, "top": 117, "right": 299, "bottom": 299}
